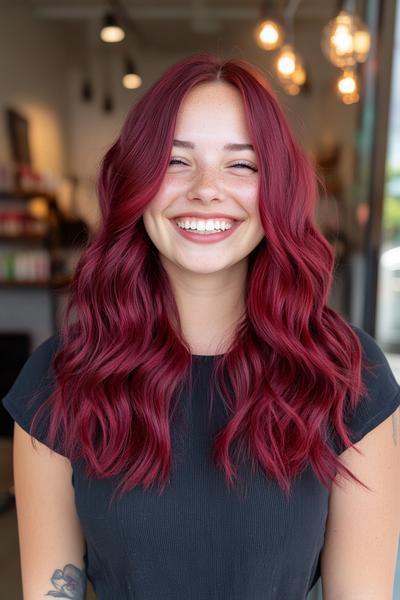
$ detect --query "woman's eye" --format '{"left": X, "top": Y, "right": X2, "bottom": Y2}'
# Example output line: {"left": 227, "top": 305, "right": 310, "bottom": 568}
{"left": 169, "top": 159, "right": 187, "bottom": 166}
{"left": 169, "top": 159, "right": 257, "bottom": 172}
{"left": 231, "top": 162, "right": 258, "bottom": 172}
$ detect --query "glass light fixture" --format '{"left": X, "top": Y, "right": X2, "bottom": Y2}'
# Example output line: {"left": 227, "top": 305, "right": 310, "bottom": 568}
{"left": 336, "top": 68, "right": 359, "bottom": 104}
{"left": 276, "top": 44, "right": 305, "bottom": 82}
{"left": 255, "top": 18, "right": 285, "bottom": 50}
{"left": 273, "top": 0, "right": 307, "bottom": 95}
{"left": 337, "top": 68, "right": 357, "bottom": 94}
{"left": 122, "top": 58, "right": 142, "bottom": 90}
{"left": 321, "top": 9, "right": 371, "bottom": 67}
{"left": 100, "top": 13, "right": 125, "bottom": 43}
{"left": 276, "top": 44, "right": 296, "bottom": 78}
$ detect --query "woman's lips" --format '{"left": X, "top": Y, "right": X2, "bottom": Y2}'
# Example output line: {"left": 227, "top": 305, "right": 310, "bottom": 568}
{"left": 170, "top": 219, "right": 242, "bottom": 244}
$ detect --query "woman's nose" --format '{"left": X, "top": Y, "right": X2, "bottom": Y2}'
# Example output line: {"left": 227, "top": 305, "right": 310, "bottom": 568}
{"left": 188, "top": 167, "right": 225, "bottom": 202}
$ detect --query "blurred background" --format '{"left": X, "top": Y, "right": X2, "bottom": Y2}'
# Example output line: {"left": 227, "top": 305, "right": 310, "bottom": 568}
{"left": 0, "top": 0, "right": 399, "bottom": 598}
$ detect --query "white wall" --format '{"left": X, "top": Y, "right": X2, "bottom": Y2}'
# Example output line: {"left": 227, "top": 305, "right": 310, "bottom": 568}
{"left": 0, "top": 11, "right": 82, "bottom": 344}
{"left": 0, "top": 11, "right": 81, "bottom": 179}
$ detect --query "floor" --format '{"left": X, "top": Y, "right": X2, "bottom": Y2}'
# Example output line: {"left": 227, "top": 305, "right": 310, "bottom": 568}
{"left": 1, "top": 353, "right": 399, "bottom": 599}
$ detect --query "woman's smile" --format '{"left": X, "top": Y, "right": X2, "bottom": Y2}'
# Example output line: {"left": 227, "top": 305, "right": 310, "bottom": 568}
{"left": 169, "top": 217, "right": 243, "bottom": 244}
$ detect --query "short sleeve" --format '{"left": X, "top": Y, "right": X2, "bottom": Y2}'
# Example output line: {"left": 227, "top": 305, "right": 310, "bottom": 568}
{"left": 332, "top": 324, "right": 400, "bottom": 455}
{"left": 1, "top": 333, "right": 67, "bottom": 456}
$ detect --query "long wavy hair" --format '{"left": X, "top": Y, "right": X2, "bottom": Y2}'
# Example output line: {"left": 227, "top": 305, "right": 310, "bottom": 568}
{"left": 29, "top": 52, "right": 375, "bottom": 509}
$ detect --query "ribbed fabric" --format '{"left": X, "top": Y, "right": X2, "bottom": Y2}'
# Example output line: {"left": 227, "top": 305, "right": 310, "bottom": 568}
{"left": 2, "top": 325, "right": 399, "bottom": 599}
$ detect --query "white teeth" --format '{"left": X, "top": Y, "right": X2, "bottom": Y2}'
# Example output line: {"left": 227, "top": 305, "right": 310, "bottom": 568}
{"left": 175, "top": 218, "right": 233, "bottom": 233}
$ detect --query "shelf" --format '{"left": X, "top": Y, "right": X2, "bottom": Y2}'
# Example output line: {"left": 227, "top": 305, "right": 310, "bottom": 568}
{"left": 0, "top": 274, "right": 72, "bottom": 289}
{"left": 0, "top": 233, "right": 48, "bottom": 241}
{"left": 0, "top": 190, "right": 57, "bottom": 204}
{"left": 1, "top": 189, "right": 74, "bottom": 331}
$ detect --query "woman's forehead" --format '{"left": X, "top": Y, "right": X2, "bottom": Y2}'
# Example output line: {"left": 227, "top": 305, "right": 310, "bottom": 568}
{"left": 179, "top": 81, "right": 243, "bottom": 109}
{"left": 174, "top": 85, "right": 250, "bottom": 141}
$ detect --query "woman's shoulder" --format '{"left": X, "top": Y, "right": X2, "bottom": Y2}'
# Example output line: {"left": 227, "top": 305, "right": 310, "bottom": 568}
{"left": 347, "top": 322, "right": 399, "bottom": 397}
{"left": 333, "top": 321, "right": 400, "bottom": 453}
{"left": 1, "top": 332, "right": 65, "bottom": 455}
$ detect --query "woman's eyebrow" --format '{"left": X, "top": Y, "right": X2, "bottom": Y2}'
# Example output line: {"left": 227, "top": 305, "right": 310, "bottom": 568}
{"left": 172, "top": 139, "right": 254, "bottom": 151}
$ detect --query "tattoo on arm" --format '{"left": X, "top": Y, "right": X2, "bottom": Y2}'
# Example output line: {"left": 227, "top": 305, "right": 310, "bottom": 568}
{"left": 392, "top": 406, "right": 399, "bottom": 446}
{"left": 44, "top": 563, "right": 87, "bottom": 598}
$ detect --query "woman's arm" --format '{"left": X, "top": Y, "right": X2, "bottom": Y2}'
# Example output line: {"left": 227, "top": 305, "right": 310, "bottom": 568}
{"left": 320, "top": 408, "right": 400, "bottom": 600}
{"left": 13, "top": 422, "right": 87, "bottom": 599}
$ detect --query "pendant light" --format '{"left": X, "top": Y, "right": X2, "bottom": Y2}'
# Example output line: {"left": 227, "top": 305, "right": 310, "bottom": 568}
{"left": 254, "top": 0, "right": 284, "bottom": 51}
{"left": 275, "top": 0, "right": 306, "bottom": 93}
{"left": 100, "top": 12, "right": 125, "bottom": 43}
{"left": 122, "top": 57, "right": 142, "bottom": 90}
{"left": 321, "top": 1, "right": 371, "bottom": 67}
{"left": 255, "top": 19, "right": 285, "bottom": 50}
{"left": 336, "top": 67, "right": 359, "bottom": 104}
{"left": 276, "top": 44, "right": 297, "bottom": 79}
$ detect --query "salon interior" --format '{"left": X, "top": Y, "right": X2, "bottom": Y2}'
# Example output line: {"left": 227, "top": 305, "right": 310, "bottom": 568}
{"left": 0, "top": 0, "right": 399, "bottom": 598}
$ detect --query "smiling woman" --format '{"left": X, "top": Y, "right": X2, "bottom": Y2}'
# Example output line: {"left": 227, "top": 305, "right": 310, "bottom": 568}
{"left": 2, "top": 52, "right": 399, "bottom": 600}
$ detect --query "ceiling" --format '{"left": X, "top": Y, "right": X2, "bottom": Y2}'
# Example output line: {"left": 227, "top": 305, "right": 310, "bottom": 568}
{"left": 0, "top": 0, "right": 351, "bottom": 54}
{"left": 11, "top": 0, "right": 339, "bottom": 21}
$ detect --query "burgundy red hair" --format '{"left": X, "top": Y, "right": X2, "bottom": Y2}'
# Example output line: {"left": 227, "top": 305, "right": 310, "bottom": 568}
{"left": 29, "top": 52, "right": 375, "bottom": 509}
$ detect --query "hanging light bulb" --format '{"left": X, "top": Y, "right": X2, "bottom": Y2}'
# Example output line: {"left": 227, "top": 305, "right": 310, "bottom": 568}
{"left": 276, "top": 44, "right": 305, "bottom": 83}
{"left": 322, "top": 10, "right": 354, "bottom": 66}
{"left": 254, "top": 0, "right": 284, "bottom": 51}
{"left": 100, "top": 12, "right": 125, "bottom": 43}
{"left": 321, "top": 9, "right": 371, "bottom": 67}
{"left": 336, "top": 68, "right": 359, "bottom": 104}
{"left": 337, "top": 68, "right": 357, "bottom": 94}
{"left": 276, "top": 44, "right": 296, "bottom": 78}
{"left": 255, "top": 19, "right": 285, "bottom": 50}
{"left": 273, "top": 0, "right": 307, "bottom": 95}
{"left": 122, "top": 57, "right": 142, "bottom": 90}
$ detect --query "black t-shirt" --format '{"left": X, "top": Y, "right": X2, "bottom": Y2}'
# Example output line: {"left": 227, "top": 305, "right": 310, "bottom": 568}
{"left": 2, "top": 324, "right": 400, "bottom": 600}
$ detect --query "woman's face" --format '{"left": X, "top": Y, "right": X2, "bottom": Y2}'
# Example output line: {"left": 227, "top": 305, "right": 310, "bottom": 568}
{"left": 142, "top": 81, "right": 265, "bottom": 275}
